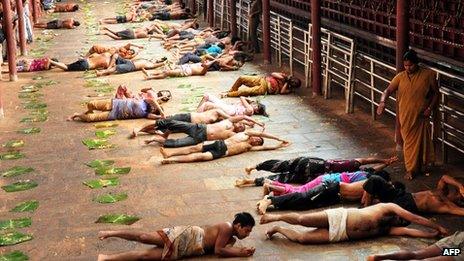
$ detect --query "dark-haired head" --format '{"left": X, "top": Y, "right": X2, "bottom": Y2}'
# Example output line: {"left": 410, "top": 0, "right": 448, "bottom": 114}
{"left": 254, "top": 102, "right": 268, "bottom": 117}
{"left": 232, "top": 212, "right": 255, "bottom": 239}
{"left": 217, "top": 42, "right": 226, "bottom": 50}
{"left": 185, "top": 8, "right": 191, "bottom": 14}
{"left": 73, "top": 20, "right": 81, "bottom": 26}
{"left": 288, "top": 76, "right": 301, "bottom": 89}
{"left": 403, "top": 49, "right": 419, "bottom": 74}
{"left": 180, "top": 2, "right": 186, "bottom": 9}
{"left": 72, "top": 4, "right": 79, "bottom": 11}
{"left": 367, "top": 170, "right": 391, "bottom": 182}
{"left": 231, "top": 36, "right": 242, "bottom": 45}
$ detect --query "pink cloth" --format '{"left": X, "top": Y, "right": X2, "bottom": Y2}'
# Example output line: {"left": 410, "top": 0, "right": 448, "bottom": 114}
{"left": 271, "top": 176, "right": 324, "bottom": 196}
{"left": 29, "top": 58, "right": 49, "bottom": 72}
{"left": 199, "top": 94, "right": 246, "bottom": 116}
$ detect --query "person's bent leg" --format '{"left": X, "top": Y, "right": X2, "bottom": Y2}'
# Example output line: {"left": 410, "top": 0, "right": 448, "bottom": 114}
{"left": 99, "top": 230, "right": 164, "bottom": 245}
{"left": 226, "top": 85, "right": 267, "bottom": 97}
{"left": 87, "top": 99, "right": 112, "bottom": 112}
{"left": 229, "top": 75, "right": 261, "bottom": 91}
{"left": 49, "top": 60, "right": 68, "bottom": 70}
{"left": 266, "top": 226, "right": 330, "bottom": 244}
{"left": 98, "top": 248, "right": 163, "bottom": 261}
{"left": 260, "top": 211, "right": 328, "bottom": 228}
{"left": 160, "top": 143, "right": 203, "bottom": 158}
{"left": 163, "top": 136, "right": 198, "bottom": 148}
{"left": 79, "top": 112, "right": 111, "bottom": 122}
{"left": 96, "top": 67, "right": 117, "bottom": 76}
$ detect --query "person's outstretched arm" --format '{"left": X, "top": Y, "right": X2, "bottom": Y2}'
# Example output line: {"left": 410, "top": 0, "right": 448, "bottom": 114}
{"left": 388, "top": 227, "right": 438, "bottom": 238}
{"left": 377, "top": 77, "right": 400, "bottom": 115}
{"left": 240, "top": 96, "right": 254, "bottom": 115}
{"left": 245, "top": 130, "right": 285, "bottom": 142}
{"left": 437, "top": 175, "right": 464, "bottom": 195}
{"left": 251, "top": 141, "right": 290, "bottom": 151}
{"left": 388, "top": 203, "right": 449, "bottom": 236}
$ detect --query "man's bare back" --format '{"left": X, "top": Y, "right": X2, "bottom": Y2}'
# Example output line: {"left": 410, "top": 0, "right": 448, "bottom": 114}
{"left": 88, "top": 53, "right": 112, "bottom": 69}
{"left": 191, "top": 109, "right": 226, "bottom": 124}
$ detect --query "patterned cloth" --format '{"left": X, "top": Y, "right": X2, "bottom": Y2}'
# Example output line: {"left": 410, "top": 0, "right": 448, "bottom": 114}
{"left": 157, "top": 226, "right": 205, "bottom": 260}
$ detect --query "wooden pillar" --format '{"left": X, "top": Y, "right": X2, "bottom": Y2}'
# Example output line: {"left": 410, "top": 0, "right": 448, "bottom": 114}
{"left": 262, "top": 0, "right": 271, "bottom": 63}
{"left": 207, "top": 0, "right": 214, "bottom": 26}
{"left": 311, "top": 0, "right": 321, "bottom": 95}
{"left": 2, "top": 0, "right": 18, "bottom": 81}
{"left": 229, "top": 0, "right": 237, "bottom": 37}
{"left": 16, "top": 0, "right": 28, "bottom": 55}
{"left": 31, "top": 0, "right": 38, "bottom": 23}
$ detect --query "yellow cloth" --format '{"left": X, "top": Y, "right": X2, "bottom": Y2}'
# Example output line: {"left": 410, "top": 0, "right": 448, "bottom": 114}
{"left": 158, "top": 226, "right": 205, "bottom": 260}
{"left": 226, "top": 75, "right": 268, "bottom": 97}
{"left": 391, "top": 67, "right": 436, "bottom": 173}
{"left": 80, "top": 99, "right": 112, "bottom": 122}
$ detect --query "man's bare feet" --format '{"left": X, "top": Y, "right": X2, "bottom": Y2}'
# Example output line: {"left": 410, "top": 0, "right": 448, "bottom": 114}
{"left": 160, "top": 147, "right": 169, "bottom": 158}
{"left": 260, "top": 213, "right": 278, "bottom": 224}
{"left": 129, "top": 128, "right": 138, "bottom": 139}
{"left": 235, "top": 178, "right": 249, "bottom": 187}
{"left": 263, "top": 183, "right": 271, "bottom": 196}
{"left": 67, "top": 113, "right": 79, "bottom": 121}
{"left": 97, "top": 254, "right": 109, "bottom": 261}
{"left": 98, "top": 231, "right": 113, "bottom": 240}
{"left": 144, "top": 135, "right": 164, "bottom": 145}
{"left": 245, "top": 167, "right": 255, "bottom": 175}
{"left": 141, "top": 68, "right": 149, "bottom": 76}
{"left": 265, "top": 226, "right": 280, "bottom": 239}
{"left": 161, "top": 159, "right": 173, "bottom": 164}
{"left": 95, "top": 70, "right": 103, "bottom": 77}
{"left": 256, "top": 196, "right": 271, "bottom": 215}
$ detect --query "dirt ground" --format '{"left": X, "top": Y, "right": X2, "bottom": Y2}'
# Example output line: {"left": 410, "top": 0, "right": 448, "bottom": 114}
{"left": 0, "top": 0, "right": 463, "bottom": 260}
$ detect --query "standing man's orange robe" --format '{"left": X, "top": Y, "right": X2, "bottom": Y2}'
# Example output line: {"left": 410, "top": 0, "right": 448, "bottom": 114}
{"left": 391, "top": 67, "right": 435, "bottom": 174}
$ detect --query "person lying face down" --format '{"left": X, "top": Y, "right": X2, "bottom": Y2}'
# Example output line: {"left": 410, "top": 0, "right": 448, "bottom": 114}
{"left": 362, "top": 174, "right": 464, "bottom": 216}
{"left": 221, "top": 72, "right": 301, "bottom": 97}
{"left": 95, "top": 54, "right": 166, "bottom": 76}
{"left": 97, "top": 212, "right": 256, "bottom": 260}
{"left": 158, "top": 130, "right": 290, "bottom": 164}
{"left": 197, "top": 94, "right": 268, "bottom": 117}
{"left": 260, "top": 203, "right": 448, "bottom": 245}
{"left": 235, "top": 155, "right": 397, "bottom": 187}
{"left": 49, "top": 53, "right": 112, "bottom": 71}
{"left": 34, "top": 18, "right": 80, "bottom": 29}
{"left": 143, "top": 115, "right": 264, "bottom": 148}
{"left": 48, "top": 3, "right": 79, "bottom": 12}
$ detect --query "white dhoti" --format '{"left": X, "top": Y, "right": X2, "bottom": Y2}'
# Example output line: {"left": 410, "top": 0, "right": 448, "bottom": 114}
{"left": 325, "top": 207, "right": 349, "bottom": 242}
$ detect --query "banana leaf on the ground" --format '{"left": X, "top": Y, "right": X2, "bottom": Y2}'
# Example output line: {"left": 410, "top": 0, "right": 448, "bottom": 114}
{"left": 95, "top": 214, "right": 139, "bottom": 225}
{"left": 1, "top": 166, "right": 34, "bottom": 177}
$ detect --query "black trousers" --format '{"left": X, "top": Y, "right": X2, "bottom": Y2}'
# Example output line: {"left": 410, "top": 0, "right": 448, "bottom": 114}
{"left": 269, "top": 181, "right": 341, "bottom": 210}
{"left": 156, "top": 119, "right": 207, "bottom": 148}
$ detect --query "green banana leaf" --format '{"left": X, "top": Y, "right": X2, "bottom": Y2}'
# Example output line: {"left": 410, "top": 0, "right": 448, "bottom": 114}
{"left": 1, "top": 180, "right": 38, "bottom": 192}
{"left": 0, "top": 231, "right": 33, "bottom": 246}
{"left": 35, "top": 80, "right": 57, "bottom": 87}
{"left": 32, "top": 76, "right": 44, "bottom": 80}
{"left": 0, "top": 152, "right": 25, "bottom": 160}
{"left": 95, "top": 87, "right": 115, "bottom": 93}
{"left": 10, "top": 200, "right": 39, "bottom": 213}
{"left": 85, "top": 159, "right": 115, "bottom": 169}
{"left": 17, "top": 127, "right": 41, "bottom": 134}
{"left": 94, "top": 122, "right": 119, "bottom": 128}
{"left": 84, "top": 79, "right": 110, "bottom": 88}
{"left": 177, "top": 84, "right": 192, "bottom": 89}
{"left": 83, "top": 70, "right": 97, "bottom": 79}
{"left": 1, "top": 166, "right": 34, "bottom": 177}
{"left": 95, "top": 167, "right": 131, "bottom": 176}
{"left": 82, "top": 138, "right": 114, "bottom": 150}
{"left": 0, "top": 250, "right": 29, "bottom": 261}
{"left": 20, "top": 115, "right": 47, "bottom": 123}
{"left": 28, "top": 110, "right": 48, "bottom": 117}
{"left": 18, "top": 93, "right": 43, "bottom": 99}
{"left": 83, "top": 177, "right": 119, "bottom": 189}
{"left": 23, "top": 103, "right": 47, "bottom": 110}
{"left": 95, "top": 214, "right": 140, "bottom": 225}
{"left": 94, "top": 193, "right": 128, "bottom": 204}
{"left": 2, "top": 140, "right": 25, "bottom": 149}
{"left": 0, "top": 218, "right": 32, "bottom": 230}
{"left": 95, "top": 129, "right": 116, "bottom": 138}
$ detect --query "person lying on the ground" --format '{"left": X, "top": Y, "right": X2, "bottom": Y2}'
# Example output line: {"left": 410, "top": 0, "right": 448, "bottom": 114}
{"left": 149, "top": 19, "right": 199, "bottom": 35}
{"left": 85, "top": 43, "right": 144, "bottom": 60}
{"left": 99, "top": 25, "right": 157, "bottom": 40}
{"left": 131, "top": 108, "right": 243, "bottom": 138}
{"left": 235, "top": 156, "right": 398, "bottom": 187}
{"left": 255, "top": 176, "right": 385, "bottom": 215}
{"left": 150, "top": 8, "right": 194, "bottom": 20}
{"left": 98, "top": 9, "right": 140, "bottom": 24}
{"left": 67, "top": 97, "right": 166, "bottom": 122}
{"left": 47, "top": 3, "right": 79, "bottom": 12}
{"left": 34, "top": 18, "right": 80, "bottom": 29}
{"left": 114, "top": 85, "right": 172, "bottom": 103}
{"left": 134, "top": 1, "right": 183, "bottom": 13}
{"left": 221, "top": 72, "right": 301, "bottom": 97}
{"left": 143, "top": 116, "right": 264, "bottom": 148}
{"left": 2, "top": 57, "right": 52, "bottom": 72}
{"left": 262, "top": 167, "right": 393, "bottom": 197}
{"left": 97, "top": 212, "right": 256, "bottom": 261}
{"left": 142, "top": 61, "right": 212, "bottom": 80}
{"left": 197, "top": 94, "right": 268, "bottom": 117}
{"left": 95, "top": 54, "right": 166, "bottom": 76}
{"left": 160, "top": 131, "right": 290, "bottom": 164}
{"left": 49, "top": 53, "right": 112, "bottom": 71}
{"left": 367, "top": 231, "right": 463, "bottom": 261}
{"left": 362, "top": 174, "right": 464, "bottom": 216}
{"left": 260, "top": 203, "right": 449, "bottom": 245}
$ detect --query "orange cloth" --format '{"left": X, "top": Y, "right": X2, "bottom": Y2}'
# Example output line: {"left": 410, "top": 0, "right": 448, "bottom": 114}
{"left": 391, "top": 67, "right": 436, "bottom": 173}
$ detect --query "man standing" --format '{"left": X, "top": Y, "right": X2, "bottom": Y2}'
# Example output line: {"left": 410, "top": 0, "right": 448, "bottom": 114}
{"left": 377, "top": 50, "right": 438, "bottom": 180}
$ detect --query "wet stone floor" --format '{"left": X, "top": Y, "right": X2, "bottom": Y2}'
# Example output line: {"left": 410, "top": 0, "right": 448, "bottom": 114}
{"left": 0, "top": 0, "right": 463, "bottom": 260}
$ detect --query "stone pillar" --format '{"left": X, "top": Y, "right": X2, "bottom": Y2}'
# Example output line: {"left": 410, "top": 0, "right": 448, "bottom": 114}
{"left": 208, "top": 0, "right": 214, "bottom": 26}
{"left": 229, "top": 0, "right": 237, "bottom": 37}
{"left": 262, "top": 0, "right": 271, "bottom": 63}
{"left": 311, "top": 0, "right": 321, "bottom": 95}
{"left": 2, "top": 0, "right": 18, "bottom": 81}
{"left": 16, "top": 0, "right": 28, "bottom": 55}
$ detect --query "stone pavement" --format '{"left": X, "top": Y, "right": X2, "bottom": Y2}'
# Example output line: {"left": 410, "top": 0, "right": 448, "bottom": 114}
{"left": 0, "top": 0, "right": 462, "bottom": 260}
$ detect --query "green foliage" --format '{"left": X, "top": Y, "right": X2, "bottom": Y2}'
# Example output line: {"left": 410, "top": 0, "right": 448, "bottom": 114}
{"left": 83, "top": 177, "right": 119, "bottom": 189}
{"left": 94, "top": 193, "right": 128, "bottom": 204}
{"left": 82, "top": 139, "right": 115, "bottom": 150}
{"left": 95, "top": 129, "right": 116, "bottom": 138}
{"left": 95, "top": 214, "right": 140, "bottom": 225}
{"left": 2, "top": 140, "right": 25, "bottom": 149}
{"left": 1, "top": 180, "right": 38, "bottom": 192}
{"left": 0, "top": 231, "right": 33, "bottom": 246}
{"left": 10, "top": 201, "right": 39, "bottom": 213}
{"left": 0, "top": 152, "right": 25, "bottom": 160}
{"left": 94, "top": 122, "right": 118, "bottom": 128}
{"left": 85, "top": 159, "right": 115, "bottom": 168}
{"left": 0, "top": 218, "right": 32, "bottom": 230}
{"left": 95, "top": 167, "right": 131, "bottom": 176}
{"left": 1, "top": 166, "right": 34, "bottom": 178}
{"left": 0, "top": 250, "right": 29, "bottom": 261}
{"left": 17, "top": 127, "right": 41, "bottom": 134}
